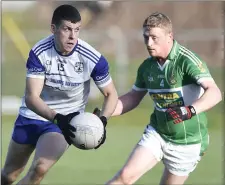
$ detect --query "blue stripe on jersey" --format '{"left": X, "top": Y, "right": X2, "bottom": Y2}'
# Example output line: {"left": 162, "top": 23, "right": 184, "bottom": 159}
{"left": 91, "top": 55, "right": 109, "bottom": 81}
{"left": 36, "top": 44, "right": 54, "bottom": 56}
{"left": 26, "top": 50, "right": 45, "bottom": 72}
{"left": 45, "top": 73, "right": 71, "bottom": 78}
{"left": 77, "top": 44, "right": 99, "bottom": 61}
{"left": 33, "top": 39, "right": 54, "bottom": 53}
{"left": 34, "top": 41, "right": 54, "bottom": 56}
{"left": 75, "top": 48, "right": 98, "bottom": 64}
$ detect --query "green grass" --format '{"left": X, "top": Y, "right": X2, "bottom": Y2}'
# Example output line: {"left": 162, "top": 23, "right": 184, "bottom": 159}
{"left": 1, "top": 110, "right": 223, "bottom": 185}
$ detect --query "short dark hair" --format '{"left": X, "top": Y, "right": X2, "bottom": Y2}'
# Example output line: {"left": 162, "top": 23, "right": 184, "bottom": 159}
{"left": 143, "top": 12, "right": 172, "bottom": 33}
{"left": 51, "top": 4, "right": 81, "bottom": 26}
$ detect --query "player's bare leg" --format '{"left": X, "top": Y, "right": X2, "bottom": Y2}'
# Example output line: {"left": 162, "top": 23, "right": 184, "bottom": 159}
{"left": 1, "top": 139, "right": 35, "bottom": 185}
{"left": 106, "top": 144, "right": 159, "bottom": 185}
{"left": 16, "top": 132, "right": 68, "bottom": 185}
{"left": 159, "top": 168, "right": 188, "bottom": 185}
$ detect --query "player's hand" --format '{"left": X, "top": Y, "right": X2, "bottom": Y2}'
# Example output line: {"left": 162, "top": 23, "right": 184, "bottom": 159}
{"left": 95, "top": 116, "right": 107, "bottom": 149}
{"left": 93, "top": 108, "right": 107, "bottom": 149}
{"left": 53, "top": 112, "right": 80, "bottom": 145}
{"left": 166, "top": 106, "right": 196, "bottom": 124}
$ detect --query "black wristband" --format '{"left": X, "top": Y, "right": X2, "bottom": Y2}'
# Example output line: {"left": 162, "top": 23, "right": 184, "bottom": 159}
{"left": 188, "top": 105, "right": 196, "bottom": 116}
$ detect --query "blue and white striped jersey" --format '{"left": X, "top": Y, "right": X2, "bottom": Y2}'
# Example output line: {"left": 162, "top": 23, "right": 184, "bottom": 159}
{"left": 19, "top": 35, "right": 112, "bottom": 121}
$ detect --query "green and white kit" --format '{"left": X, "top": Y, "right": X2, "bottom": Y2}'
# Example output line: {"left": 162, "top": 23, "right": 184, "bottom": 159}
{"left": 133, "top": 40, "right": 213, "bottom": 155}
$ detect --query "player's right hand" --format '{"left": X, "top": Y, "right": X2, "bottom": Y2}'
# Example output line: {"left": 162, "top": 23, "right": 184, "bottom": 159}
{"left": 53, "top": 112, "right": 80, "bottom": 145}
{"left": 93, "top": 108, "right": 107, "bottom": 149}
{"left": 95, "top": 116, "right": 107, "bottom": 149}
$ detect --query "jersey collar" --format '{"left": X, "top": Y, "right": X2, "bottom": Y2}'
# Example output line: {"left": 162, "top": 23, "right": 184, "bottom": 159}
{"left": 53, "top": 39, "right": 78, "bottom": 57}
{"left": 167, "top": 40, "right": 180, "bottom": 60}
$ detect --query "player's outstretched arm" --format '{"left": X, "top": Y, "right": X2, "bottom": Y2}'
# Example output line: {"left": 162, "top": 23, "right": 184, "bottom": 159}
{"left": 192, "top": 79, "right": 222, "bottom": 114}
{"left": 92, "top": 81, "right": 117, "bottom": 149}
{"left": 112, "top": 89, "right": 147, "bottom": 116}
{"left": 98, "top": 81, "right": 118, "bottom": 119}
{"left": 25, "top": 77, "right": 57, "bottom": 121}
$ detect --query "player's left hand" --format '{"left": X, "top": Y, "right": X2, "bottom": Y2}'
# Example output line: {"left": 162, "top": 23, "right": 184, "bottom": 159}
{"left": 166, "top": 105, "right": 196, "bottom": 124}
{"left": 93, "top": 108, "right": 107, "bottom": 149}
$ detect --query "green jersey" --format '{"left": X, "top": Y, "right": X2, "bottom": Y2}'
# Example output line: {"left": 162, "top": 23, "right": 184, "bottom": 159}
{"left": 133, "top": 40, "right": 213, "bottom": 153}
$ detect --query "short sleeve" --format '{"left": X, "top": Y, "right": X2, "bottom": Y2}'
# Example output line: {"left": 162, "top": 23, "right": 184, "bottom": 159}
{"left": 26, "top": 50, "right": 45, "bottom": 79}
{"left": 184, "top": 56, "right": 214, "bottom": 84}
{"left": 91, "top": 55, "right": 112, "bottom": 88}
{"left": 132, "top": 64, "right": 147, "bottom": 91}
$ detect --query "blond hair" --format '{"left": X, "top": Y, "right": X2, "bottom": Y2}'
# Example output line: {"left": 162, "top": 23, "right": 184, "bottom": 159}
{"left": 143, "top": 12, "right": 172, "bottom": 33}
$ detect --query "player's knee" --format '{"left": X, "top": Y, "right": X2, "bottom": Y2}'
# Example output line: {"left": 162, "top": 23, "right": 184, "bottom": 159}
{"left": 119, "top": 168, "right": 135, "bottom": 185}
{"left": 29, "top": 159, "right": 50, "bottom": 178}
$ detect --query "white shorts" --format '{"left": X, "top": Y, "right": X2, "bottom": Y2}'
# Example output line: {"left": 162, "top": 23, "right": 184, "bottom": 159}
{"left": 138, "top": 125, "right": 201, "bottom": 176}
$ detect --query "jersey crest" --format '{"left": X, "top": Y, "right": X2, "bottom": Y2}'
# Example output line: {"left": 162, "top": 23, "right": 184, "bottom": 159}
{"left": 166, "top": 61, "right": 177, "bottom": 86}
{"left": 74, "top": 62, "right": 84, "bottom": 74}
